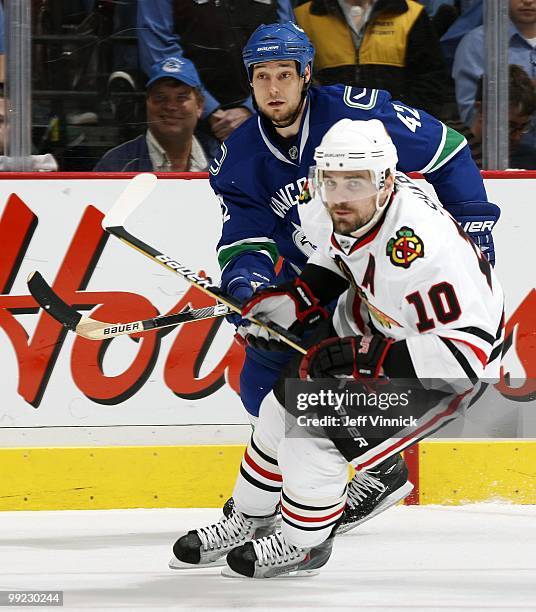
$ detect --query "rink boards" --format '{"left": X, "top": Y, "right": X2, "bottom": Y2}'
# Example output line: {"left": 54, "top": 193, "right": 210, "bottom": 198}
{"left": 0, "top": 172, "right": 534, "bottom": 510}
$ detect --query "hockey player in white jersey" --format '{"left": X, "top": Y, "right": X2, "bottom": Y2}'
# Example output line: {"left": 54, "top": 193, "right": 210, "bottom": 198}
{"left": 170, "top": 119, "right": 504, "bottom": 578}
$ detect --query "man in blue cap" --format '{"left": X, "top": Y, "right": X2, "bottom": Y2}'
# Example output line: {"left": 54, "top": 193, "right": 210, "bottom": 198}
{"left": 94, "top": 56, "right": 219, "bottom": 172}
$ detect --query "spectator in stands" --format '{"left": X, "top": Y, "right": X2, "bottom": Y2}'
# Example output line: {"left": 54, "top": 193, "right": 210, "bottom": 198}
{"left": 0, "top": 1, "right": 5, "bottom": 84}
{"left": 420, "top": 0, "right": 454, "bottom": 16}
{"left": 294, "top": 0, "right": 448, "bottom": 116}
{"left": 438, "top": 0, "right": 482, "bottom": 68}
{"left": 0, "top": 97, "right": 58, "bottom": 170}
{"left": 448, "top": 64, "right": 536, "bottom": 169}
{"left": 0, "top": 98, "right": 5, "bottom": 154}
{"left": 421, "top": 1, "right": 482, "bottom": 40}
{"left": 94, "top": 57, "right": 218, "bottom": 172}
{"left": 420, "top": 0, "right": 480, "bottom": 18}
{"left": 137, "top": 0, "right": 294, "bottom": 141}
{"left": 452, "top": 0, "right": 536, "bottom": 148}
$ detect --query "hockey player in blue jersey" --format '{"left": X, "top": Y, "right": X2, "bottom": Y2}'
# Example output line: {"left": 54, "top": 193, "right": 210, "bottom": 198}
{"left": 207, "top": 22, "right": 499, "bottom": 533}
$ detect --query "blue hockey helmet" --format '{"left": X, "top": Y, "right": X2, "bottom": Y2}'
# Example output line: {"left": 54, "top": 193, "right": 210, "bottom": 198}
{"left": 242, "top": 22, "right": 315, "bottom": 81}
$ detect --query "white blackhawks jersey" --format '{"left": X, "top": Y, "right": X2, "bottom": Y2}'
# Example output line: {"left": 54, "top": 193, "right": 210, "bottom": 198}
{"left": 307, "top": 174, "right": 505, "bottom": 384}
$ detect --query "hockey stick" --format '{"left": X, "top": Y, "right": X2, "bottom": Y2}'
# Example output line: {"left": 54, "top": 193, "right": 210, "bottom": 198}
{"left": 102, "top": 174, "right": 307, "bottom": 354}
{"left": 27, "top": 270, "right": 230, "bottom": 340}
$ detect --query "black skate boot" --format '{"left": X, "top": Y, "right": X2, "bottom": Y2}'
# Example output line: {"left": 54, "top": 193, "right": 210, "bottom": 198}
{"left": 169, "top": 507, "right": 278, "bottom": 569}
{"left": 223, "top": 530, "right": 335, "bottom": 579}
{"left": 338, "top": 453, "right": 413, "bottom": 535}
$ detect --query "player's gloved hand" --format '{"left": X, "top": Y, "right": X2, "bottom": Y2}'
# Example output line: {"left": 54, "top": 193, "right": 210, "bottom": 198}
{"left": 241, "top": 279, "right": 328, "bottom": 351}
{"left": 299, "top": 335, "right": 393, "bottom": 380}
{"left": 447, "top": 201, "right": 501, "bottom": 267}
{"left": 223, "top": 270, "right": 271, "bottom": 327}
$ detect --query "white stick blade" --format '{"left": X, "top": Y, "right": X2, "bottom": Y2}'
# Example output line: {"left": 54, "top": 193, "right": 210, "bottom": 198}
{"left": 102, "top": 173, "right": 158, "bottom": 229}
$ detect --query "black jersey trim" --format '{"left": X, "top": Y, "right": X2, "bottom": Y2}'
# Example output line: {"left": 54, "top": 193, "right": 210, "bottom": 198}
{"left": 455, "top": 326, "right": 496, "bottom": 346}
{"left": 488, "top": 343, "right": 504, "bottom": 364}
{"left": 440, "top": 337, "right": 478, "bottom": 384}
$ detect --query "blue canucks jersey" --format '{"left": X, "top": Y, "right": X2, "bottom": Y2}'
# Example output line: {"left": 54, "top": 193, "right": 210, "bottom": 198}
{"left": 209, "top": 85, "right": 487, "bottom": 292}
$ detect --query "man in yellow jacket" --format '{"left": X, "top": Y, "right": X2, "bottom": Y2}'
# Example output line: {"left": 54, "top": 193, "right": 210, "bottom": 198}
{"left": 294, "top": 0, "right": 447, "bottom": 116}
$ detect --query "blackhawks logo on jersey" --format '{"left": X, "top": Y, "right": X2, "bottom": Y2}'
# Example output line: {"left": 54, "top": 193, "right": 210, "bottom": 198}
{"left": 298, "top": 179, "right": 312, "bottom": 204}
{"left": 386, "top": 227, "right": 424, "bottom": 268}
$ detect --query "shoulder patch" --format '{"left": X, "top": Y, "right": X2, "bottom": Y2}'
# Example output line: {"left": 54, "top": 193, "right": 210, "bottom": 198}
{"left": 343, "top": 86, "right": 379, "bottom": 110}
{"left": 386, "top": 226, "right": 424, "bottom": 268}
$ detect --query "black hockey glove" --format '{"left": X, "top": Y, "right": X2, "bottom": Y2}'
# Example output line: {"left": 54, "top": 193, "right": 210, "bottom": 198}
{"left": 299, "top": 335, "right": 394, "bottom": 380}
{"left": 241, "top": 278, "right": 328, "bottom": 351}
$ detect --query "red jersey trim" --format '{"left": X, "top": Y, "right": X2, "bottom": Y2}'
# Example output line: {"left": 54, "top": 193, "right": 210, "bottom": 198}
{"left": 441, "top": 336, "right": 488, "bottom": 368}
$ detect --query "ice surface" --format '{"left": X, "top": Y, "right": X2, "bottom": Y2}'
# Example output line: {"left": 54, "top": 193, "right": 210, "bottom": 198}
{"left": 0, "top": 505, "right": 535, "bottom": 611}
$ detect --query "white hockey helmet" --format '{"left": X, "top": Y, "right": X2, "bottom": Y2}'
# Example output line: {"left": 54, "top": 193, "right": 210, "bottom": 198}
{"left": 314, "top": 118, "right": 398, "bottom": 185}
{"left": 312, "top": 118, "right": 398, "bottom": 236}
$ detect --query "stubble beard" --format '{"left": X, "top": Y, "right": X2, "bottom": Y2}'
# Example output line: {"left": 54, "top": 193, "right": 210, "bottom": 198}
{"left": 260, "top": 99, "right": 302, "bottom": 127}
{"left": 332, "top": 213, "right": 359, "bottom": 236}
{"left": 331, "top": 206, "right": 376, "bottom": 236}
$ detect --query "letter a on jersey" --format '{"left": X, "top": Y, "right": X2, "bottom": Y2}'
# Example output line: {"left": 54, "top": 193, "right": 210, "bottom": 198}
{"left": 386, "top": 227, "right": 424, "bottom": 268}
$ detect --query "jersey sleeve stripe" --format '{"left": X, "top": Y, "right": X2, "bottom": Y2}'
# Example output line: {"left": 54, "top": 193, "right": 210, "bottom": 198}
{"left": 488, "top": 342, "right": 503, "bottom": 364}
{"left": 218, "top": 242, "right": 280, "bottom": 270}
{"left": 217, "top": 236, "right": 277, "bottom": 254}
{"left": 439, "top": 337, "right": 479, "bottom": 383}
{"left": 487, "top": 313, "right": 505, "bottom": 364}
{"left": 418, "top": 123, "right": 447, "bottom": 174}
{"left": 419, "top": 125, "right": 467, "bottom": 174}
{"left": 441, "top": 337, "right": 488, "bottom": 368}
{"left": 454, "top": 326, "right": 496, "bottom": 346}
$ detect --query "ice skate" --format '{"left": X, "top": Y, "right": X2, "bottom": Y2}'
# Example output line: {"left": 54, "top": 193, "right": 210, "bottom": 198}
{"left": 223, "top": 530, "right": 334, "bottom": 579}
{"left": 338, "top": 454, "right": 414, "bottom": 535}
{"left": 169, "top": 507, "right": 278, "bottom": 569}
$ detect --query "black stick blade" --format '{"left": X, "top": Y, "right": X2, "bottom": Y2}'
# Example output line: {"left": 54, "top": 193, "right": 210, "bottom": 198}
{"left": 27, "top": 271, "right": 82, "bottom": 331}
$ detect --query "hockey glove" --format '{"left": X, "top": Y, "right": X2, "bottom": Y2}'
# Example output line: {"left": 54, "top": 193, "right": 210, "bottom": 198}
{"left": 223, "top": 270, "right": 271, "bottom": 327}
{"left": 241, "top": 279, "right": 328, "bottom": 351}
{"left": 299, "top": 335, "right": 393, "bottom": 380}
{"left": 447, "top": 201, "right": 501, "bottom": 266}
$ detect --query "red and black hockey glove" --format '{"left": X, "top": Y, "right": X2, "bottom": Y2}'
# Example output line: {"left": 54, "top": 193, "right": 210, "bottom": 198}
{"left": 299, "top": 335, "right": 394, "bottom": 380}
{"left": 241, "top": 278, "right": 328, "bottom": 351}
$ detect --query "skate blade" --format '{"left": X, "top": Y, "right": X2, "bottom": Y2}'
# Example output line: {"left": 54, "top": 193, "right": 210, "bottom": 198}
{"left": 221, "top": 566, "right": 320, "bottom": 579}
{"left": 338, "top": 480, "right": 414, "bottom": 535}
{"left": 169, "top": 556, "right": 227, "bottom": 570}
